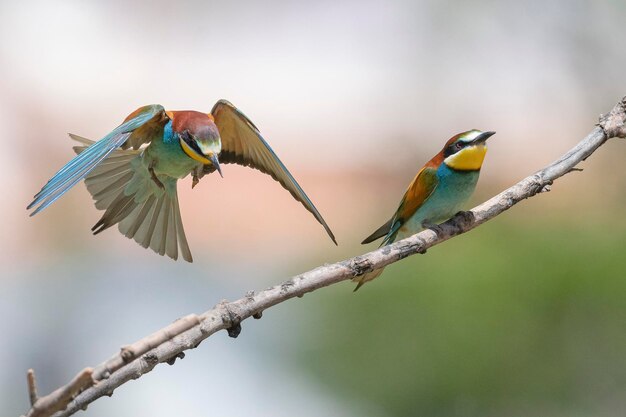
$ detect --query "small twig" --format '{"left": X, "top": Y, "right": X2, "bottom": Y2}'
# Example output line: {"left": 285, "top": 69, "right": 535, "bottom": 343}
{"left": 20, "top": 96, "right": 626, "bottom": 417}
{"left": 25, "top": 368, "right": 93, "bottom": 417}
{"left": 91, "top": 314, "right": 200, "bottom": 381}
{"left": 27, "top": 369, "right": 38, "bottom": 406}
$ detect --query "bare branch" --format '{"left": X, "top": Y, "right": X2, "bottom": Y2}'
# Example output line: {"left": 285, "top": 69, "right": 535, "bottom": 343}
{"left": 91, "top": 314, "right": 201, "bottom": 382}
{"left": 21, "top": 97, "right": 626, "bottom": 417}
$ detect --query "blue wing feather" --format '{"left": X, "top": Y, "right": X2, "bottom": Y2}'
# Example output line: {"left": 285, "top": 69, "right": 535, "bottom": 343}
{"left": 28, "top": 105, "right": 164, "bottom": 215}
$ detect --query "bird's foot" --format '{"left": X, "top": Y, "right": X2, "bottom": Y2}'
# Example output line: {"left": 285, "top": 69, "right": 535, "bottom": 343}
{"left": 453, "top": 210, "right": 476, "bottom": 227}
{"left": 191, "top": 166, "right": 205, "bottom": 189}
{"left": 149, "top": 167, "right": 165, "bottom": 189}
{"left": 422, "top": 221, "right": 444, "bottom": 236}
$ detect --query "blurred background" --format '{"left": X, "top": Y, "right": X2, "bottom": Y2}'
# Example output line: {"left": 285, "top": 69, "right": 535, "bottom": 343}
{"left": 1, "top": 0, "right": 625, "bottom": 416}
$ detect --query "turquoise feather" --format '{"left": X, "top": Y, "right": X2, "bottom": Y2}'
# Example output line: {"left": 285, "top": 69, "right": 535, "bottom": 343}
{"left": 28, "top": 105, "right": 164, "bottom": 215}
{"left": 389, "top": 164, "right": 480, "bottom": 244}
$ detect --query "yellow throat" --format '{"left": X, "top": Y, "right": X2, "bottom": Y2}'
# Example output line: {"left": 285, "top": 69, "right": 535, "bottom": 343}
{"left": 444, "top": 145, "right": 487, "bottom": 171}
{"left": 180, "top": 139, "right": 211, "bottom": 164}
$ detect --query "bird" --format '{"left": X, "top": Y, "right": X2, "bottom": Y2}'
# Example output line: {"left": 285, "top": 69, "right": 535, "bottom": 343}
{"left": 27, "top": 100, "right": 336, "bottom": 262}
{"left": 356, "top": 129, "right": 495, "bottom": 290}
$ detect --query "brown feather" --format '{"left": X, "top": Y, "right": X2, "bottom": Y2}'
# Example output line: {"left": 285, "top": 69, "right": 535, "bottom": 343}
{"left": 211, "top": 100, "right": 336, "bottom": 244}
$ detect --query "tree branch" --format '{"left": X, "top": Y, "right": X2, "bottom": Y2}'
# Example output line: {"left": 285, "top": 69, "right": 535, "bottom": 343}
{"left": 21, "top": 97, "right": 626, "bottom": 417}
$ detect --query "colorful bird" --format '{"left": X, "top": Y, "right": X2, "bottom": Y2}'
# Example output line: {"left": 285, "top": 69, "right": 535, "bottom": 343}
{"left": 28, "top": 100, "right": 336, "bottom": 261}
{"left": 356, "top": 130, "right": 495, "bottom": 290}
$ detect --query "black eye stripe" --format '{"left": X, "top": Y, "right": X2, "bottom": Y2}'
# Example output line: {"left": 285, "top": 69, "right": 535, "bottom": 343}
{"left": 444, "top": 141, "right": 465, "bottom": 157}
{"left": 181, "top": 131, "right": 203, "bottom": 155}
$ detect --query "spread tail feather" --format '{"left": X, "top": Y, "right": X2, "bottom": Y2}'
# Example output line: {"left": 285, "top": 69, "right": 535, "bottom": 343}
{"left": 72, "top": 134, "right": 193, "bottom": 262}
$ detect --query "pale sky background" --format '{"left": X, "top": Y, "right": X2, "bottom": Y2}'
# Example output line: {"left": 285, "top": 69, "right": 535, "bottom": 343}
{"left": 1, "top": 1, "right": 625, "bottom": 416}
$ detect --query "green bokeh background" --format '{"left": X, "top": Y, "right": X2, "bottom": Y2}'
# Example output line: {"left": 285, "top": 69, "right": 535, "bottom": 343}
{"left": 289, "top": 216, "right": 626, "bottom": 416}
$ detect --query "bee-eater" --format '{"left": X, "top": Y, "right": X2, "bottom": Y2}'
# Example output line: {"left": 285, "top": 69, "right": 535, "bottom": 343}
{"left": 356, "top": 130, "right": 495, "bottom": 290}
{"left": 27, "top": 100, "right": 336, "bottom": 262}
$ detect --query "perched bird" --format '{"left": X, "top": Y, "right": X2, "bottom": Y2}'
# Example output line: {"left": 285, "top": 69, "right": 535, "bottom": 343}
{"left": 356, "top": 130, "right": 495, "bottom": 290}
{"left": 28, "top": 100, "right": 336, "bottom": 261}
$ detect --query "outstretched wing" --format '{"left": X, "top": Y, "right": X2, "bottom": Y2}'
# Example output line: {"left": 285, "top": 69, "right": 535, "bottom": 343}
{"left": 362, "top": 166, "right": 439, "bottom": 245}
{"left": 211, "top": 99, "right": 336, "bottom": 244}
{"left": 27, "top": 104, "right": 167, "bottom": 215}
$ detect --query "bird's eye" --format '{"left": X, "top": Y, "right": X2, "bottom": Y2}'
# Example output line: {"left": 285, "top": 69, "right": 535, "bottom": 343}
{"left": 455, "top": 142, "right": 464, "bottom": 151}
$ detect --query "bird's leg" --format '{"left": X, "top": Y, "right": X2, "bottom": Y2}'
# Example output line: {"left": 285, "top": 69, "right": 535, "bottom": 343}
{"left": 148, "top": 161, "right": 165, "bottom": 189}
{"left": 191, "top": 166, "right": 204, "bottom": 189}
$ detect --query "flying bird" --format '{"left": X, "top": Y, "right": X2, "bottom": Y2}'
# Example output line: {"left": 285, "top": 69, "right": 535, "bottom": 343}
{"left": 28, "top": 100, "right": 336, "bottom": 261}
{"left": 356, "top": 130, "right": 495, "bottom": 290}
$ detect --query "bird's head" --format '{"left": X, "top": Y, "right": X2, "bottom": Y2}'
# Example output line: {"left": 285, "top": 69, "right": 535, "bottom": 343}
{"left": 173, "top": 111, "right": 223, "bottom": 177}
{"left": 442, "top": 130, "right": 495, "bottom": 171}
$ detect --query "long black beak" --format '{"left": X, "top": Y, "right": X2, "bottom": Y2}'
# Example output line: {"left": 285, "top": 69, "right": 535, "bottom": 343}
{"left": 473, "top": 131, "right": 496, "bottom": 144}
{"left": 209, "top": 153, "right": 223, "bottom": 178}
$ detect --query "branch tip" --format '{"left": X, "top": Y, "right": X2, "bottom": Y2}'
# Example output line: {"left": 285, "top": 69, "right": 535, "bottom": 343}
{"left": 27, "top": 369, "right": 38, "bottom": 406}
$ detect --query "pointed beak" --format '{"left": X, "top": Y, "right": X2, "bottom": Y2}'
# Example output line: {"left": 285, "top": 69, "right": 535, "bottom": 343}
{"left": 209, "top": 153, "right": 223, "bottom": 178}
{"left": 472, "top": 131, "right": 496, "bottom": 145}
